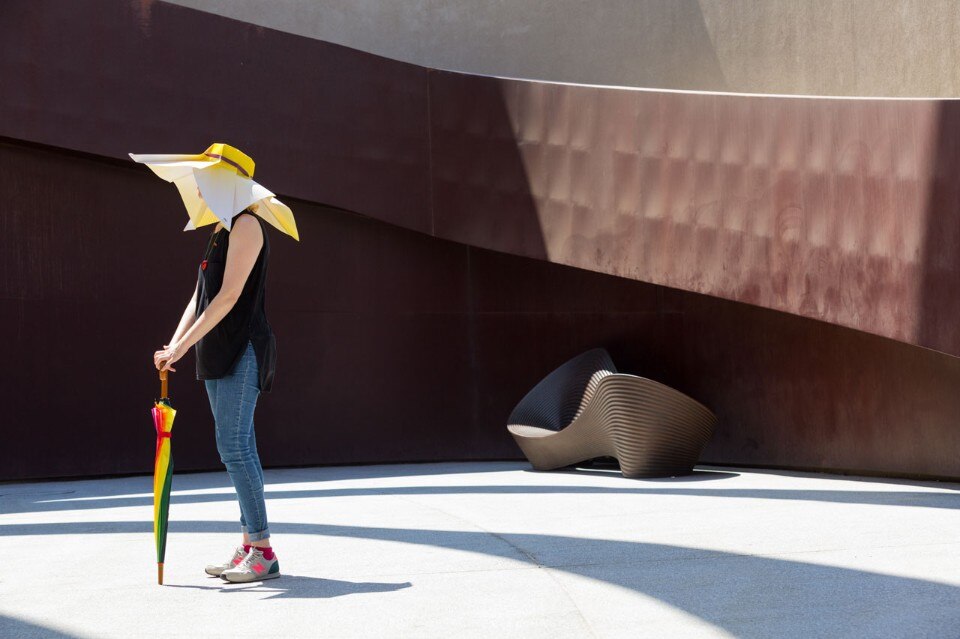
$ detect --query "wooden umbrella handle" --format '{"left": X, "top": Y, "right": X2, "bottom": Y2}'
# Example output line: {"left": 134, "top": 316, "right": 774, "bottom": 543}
{"left": 159, "top": 367, "right": 168, "bottom": 399}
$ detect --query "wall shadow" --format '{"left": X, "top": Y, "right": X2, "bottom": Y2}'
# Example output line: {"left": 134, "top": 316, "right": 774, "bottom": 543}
{"left": 3, "top": 520, "right": 956, "bottom": 637}
{"left": 919, "top": 101, "right": 960, "bottom": 355}
{"left": 0, "top": 614, "right": 86, "bottom": 639}
{"left": 3, "top": 482, "right": 957, "bottom": 517}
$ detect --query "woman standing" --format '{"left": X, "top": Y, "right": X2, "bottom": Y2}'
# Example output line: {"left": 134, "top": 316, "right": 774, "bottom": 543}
{"left": 132, "top": 142, "right": 297, "bottom": 582}
{"left": 152, "top": 198, "right": 281, "bottom": 583}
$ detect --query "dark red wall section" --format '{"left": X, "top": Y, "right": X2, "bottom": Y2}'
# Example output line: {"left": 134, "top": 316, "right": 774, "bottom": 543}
{"left": 5, "top": 139, "right": 960, "bottom": 482}
{"left": 0, "top": 140, "right": 678, "bottom": 480}
{"left": 3, "top": 1, "right": 960, "bottom": 481}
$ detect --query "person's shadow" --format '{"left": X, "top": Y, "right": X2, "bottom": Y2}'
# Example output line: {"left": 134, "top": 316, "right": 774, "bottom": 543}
{"left": 165, "top": 574, "right": 411, "bottom": 599}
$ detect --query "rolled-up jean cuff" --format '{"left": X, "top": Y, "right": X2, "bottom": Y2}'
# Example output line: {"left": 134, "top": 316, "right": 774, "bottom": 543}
{"left": 240, "top": 525, "right": 271, "bottom": 542}
{"left": 248, "top": 529, "right": 270, "bottom": 542}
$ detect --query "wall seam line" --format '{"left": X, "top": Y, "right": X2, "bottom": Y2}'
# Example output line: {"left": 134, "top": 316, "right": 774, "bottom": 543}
{"left": 427, "top": 67, "right": 435, "bottom": 237}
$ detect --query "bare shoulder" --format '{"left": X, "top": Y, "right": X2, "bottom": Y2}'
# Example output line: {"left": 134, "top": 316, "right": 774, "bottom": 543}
{"left": 229, "top": 214, "right": 264, "bottom": 249}
{"left": 232, "top": 213, "right": 263, "bottom": 236}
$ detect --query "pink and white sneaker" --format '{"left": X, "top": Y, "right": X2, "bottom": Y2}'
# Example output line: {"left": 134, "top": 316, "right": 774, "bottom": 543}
{"left": 204, "top": 545, "right": 247, "bottom": 577}
{"left": 220, "top": 547, "right": 280, "bottom": 582}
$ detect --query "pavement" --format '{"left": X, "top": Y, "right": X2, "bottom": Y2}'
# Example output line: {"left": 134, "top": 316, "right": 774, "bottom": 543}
{"left": 1, "top": 460, "right": 959, "bottom": 639}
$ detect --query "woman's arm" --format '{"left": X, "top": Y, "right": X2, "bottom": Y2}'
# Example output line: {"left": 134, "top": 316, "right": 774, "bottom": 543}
{"left": 154, "top": 284, "right": 199, "bottom": 371}
{"left": 168, "top": 284, "right": 199, "bottom": 346}
{"left": 155, "top": 215, "right": 264, "bottom": 372}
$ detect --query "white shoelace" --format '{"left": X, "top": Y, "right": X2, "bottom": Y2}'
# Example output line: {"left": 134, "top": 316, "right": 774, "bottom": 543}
{"left": 236, "top": 549, "right": 265, "bottom": 571}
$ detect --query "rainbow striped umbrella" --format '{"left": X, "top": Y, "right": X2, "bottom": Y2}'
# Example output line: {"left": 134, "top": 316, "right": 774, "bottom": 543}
{"left": 151, "top": 368, "right": 176, "bottom": 585}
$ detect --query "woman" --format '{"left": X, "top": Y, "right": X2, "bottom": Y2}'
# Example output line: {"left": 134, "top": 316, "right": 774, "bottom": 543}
{"left": 152, "top": 194, "right": 280, "bottom": 583}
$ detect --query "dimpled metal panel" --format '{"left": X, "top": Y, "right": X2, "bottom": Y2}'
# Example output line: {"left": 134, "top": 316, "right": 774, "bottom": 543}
{"left": 431, "top": 73, "right": 960, "bottom": 356}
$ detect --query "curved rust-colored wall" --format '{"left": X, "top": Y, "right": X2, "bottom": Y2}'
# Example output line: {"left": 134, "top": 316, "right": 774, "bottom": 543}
{"left": 7, "top": 0, "right": 960, "bottom": 357}
{"left": 3, "top": 0, "right": 960, "bottom": 481}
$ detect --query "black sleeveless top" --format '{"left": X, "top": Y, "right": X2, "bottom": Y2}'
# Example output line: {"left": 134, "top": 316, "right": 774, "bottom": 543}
{"left": 194, "top": 211, "right": 277, "bottom": 393}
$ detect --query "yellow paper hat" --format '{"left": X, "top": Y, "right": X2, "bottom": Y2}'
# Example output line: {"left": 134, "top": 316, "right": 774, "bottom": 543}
{"left": 128, "top": 142, "right": 300, "bottom": 241}
{"left": 202, "top": 143, "right": 256, "bottom": 178}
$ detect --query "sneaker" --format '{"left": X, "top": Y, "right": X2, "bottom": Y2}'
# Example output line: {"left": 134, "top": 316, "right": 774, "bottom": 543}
{"left": 220, "top": 546, "right": 280, "bottom": 582}
{"left": 204, "top": 545, "right": 247, "bottom": 577}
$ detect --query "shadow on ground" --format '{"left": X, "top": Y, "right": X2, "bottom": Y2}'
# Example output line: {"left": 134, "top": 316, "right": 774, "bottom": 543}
{"left": 3, "top": 472, "right": 958, "bottom": 516}
{"left": 165, "top": 574, "right": 411, "bottom": 600}
{"left": 2, "top": 517, "right": 957, "bottom": 637}
{"left": 0, "top": 613, "right": 86, "bottom": 639}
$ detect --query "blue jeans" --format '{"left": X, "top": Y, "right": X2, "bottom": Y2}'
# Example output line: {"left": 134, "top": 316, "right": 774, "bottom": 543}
{"left": 204, "top": 340, "right": 270, "bottom": 542}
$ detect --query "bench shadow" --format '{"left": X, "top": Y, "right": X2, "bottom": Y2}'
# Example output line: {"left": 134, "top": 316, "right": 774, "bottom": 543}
{"left": 548, "top": 466, "right": 741, "bottom": 482}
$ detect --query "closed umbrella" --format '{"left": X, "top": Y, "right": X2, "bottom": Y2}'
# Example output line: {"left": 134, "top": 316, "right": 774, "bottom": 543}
{"left": 151, "top": 368, "right": 176, "bottom": 585}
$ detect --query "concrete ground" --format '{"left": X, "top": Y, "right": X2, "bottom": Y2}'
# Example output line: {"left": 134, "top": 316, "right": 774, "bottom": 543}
{"left": 1, "top": 461, "right": 959, "bottom": 639}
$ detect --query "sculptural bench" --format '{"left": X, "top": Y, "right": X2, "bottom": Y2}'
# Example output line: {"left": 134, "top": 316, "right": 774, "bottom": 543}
{"left": 506, "top": 348, "right": 717, "bottom": 478}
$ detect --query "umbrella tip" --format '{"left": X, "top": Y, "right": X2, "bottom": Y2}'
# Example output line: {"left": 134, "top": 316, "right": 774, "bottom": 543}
{"left": 158, "top": 562, "right": 164, "bottom": 585}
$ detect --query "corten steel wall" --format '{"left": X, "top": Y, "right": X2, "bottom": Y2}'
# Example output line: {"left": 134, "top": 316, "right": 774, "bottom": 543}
{"left": 0, "top": 139, "right": 678, "bottom": 480}
{"left": 429, "top": 79, "right": 960, "bottom": 358}
{"left": 6, "top": 139, "right": 960, "bottom": 482}
{"left": 3, "top": 0, "right": 960, "bottom": 480}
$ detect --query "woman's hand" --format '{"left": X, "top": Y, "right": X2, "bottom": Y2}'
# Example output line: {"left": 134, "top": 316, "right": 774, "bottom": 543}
{"left": 153, "top": 341, "right": 185, "bottom": 372}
